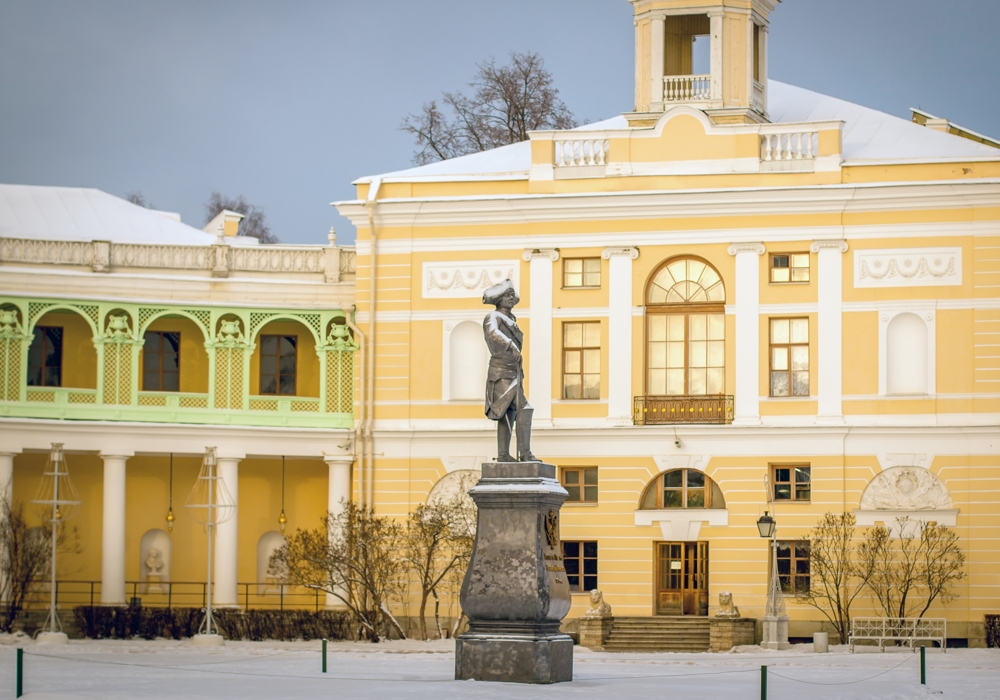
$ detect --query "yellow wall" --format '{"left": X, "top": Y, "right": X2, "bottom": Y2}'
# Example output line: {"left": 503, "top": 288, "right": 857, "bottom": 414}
{"left": 249, "top": 320, "right": 320, "bottom": 397}
{"left": 34, "top": 311, "right": 97, "bottom": 389}
{"left": 142, "top": 316, "right": 209, "bottom": 393}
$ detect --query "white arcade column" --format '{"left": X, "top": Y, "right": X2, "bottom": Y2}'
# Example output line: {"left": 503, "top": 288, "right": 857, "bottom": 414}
{"left": 604, "top": 247, "right": 639, "bottom": 425}
{"left": 728, "top": 243, "right": 765, "bottom": 426}
{"left": 100, "top": 453, "right": 130, "bottom": 605}
{"left": 214, "top": 455, "right": 241, "bottom": 607}
{"left": 324, "top": 453, "right": 353, "bottom": 608}
{"left": 812, "top": 240, "right": 848, "bottom": 423}
{"left": 522, "top": 249, "right": 559, "bottom": 428}
{"left": 0, "top": 451, "right": 16, "bottom": 603}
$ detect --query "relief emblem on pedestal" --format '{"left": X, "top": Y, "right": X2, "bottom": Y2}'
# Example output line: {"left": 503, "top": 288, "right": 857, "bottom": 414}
{"left": 859, "top": 466, "right": 952, "bottom": 511}
{"left": 544, "top": 510, "right": 559, "bottom": 548}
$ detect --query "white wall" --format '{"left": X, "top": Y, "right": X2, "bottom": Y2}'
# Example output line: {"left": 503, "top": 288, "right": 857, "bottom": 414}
{"left": 445, "top": 320, "right": 489, "bottom": 401}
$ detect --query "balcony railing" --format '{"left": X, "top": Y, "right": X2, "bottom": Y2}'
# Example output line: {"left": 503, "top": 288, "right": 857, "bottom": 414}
{"left": 663, "top": 74, "right": 711, "bottom": 102}
{"left": 633, "top": 395, "right": 734, "bottom": 425}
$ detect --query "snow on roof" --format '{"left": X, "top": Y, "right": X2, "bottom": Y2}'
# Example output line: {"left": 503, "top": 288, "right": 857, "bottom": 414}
{"left": 0, "top": 184, "right": 217, "bottom": 245}
{"left": 362, "top": 81, "right": 998, "bottom": 181}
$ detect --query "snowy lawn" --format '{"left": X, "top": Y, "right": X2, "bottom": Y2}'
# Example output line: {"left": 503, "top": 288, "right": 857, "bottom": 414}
{"left": 0, "top": 635, "right": 997, "bottom": 699}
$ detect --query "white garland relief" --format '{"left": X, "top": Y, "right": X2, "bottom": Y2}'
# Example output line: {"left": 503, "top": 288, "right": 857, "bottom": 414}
{"left": 423, "top": 260, "right": 520, "bottom": 298}
{"left": 854, "top": 247, "right": 961, "bottom": 288}
{"left": 859, "top": 466, "right": 952, "bottom": 511}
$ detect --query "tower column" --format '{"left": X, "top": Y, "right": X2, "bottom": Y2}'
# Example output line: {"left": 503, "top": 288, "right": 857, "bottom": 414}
{"left": 650, "top": 13, "right": 666, "bottom": 110}
{"left": 709, "top": 9, "right": 724, "bottom": 101}
{"left": 100, "top": 453, "right": 130, "bottom": 605}
{"left": 728, "top": 243, "right": 765, "bottom": 426}
{"left": 523, "top": 249, "right": 559, "bottom": 427}
{"left": 604, "top": 247, "right": 640, "bottom": 425}
{"left": 214, "top": 456, "right": 240, "bottom": 607}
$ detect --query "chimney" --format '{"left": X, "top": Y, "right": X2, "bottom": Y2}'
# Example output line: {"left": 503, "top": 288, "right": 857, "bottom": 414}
{"left": 202, "top": 209, "right": 245, "bottom": 237}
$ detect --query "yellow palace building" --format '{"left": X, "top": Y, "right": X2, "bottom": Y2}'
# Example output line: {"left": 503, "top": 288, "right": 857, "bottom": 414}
{"left": 0, "top": 185, "right": 358, "bottom": 612}
{"left": 335, "top": 0, "right": 1000, "bottom": 644}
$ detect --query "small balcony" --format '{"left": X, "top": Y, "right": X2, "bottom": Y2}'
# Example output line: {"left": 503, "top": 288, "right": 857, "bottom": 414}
{"left": 663, "top": 74, "right": 711, "bottom": 103}
{"left": 633, "top": 395, "right": 734, "bottom": 425}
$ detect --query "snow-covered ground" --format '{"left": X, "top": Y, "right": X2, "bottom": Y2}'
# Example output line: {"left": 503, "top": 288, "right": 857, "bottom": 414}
{"left": 0, "top": 634, "right": 996, "bottom": 699}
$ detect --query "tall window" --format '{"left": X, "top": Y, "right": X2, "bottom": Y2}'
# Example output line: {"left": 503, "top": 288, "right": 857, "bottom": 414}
{"left": 772, "top": 465, "right": 811, "bottom": 501}
{"left": 563, "top": 258, "right": 601, "bottom": 288}
{"left": 561, "top": 467, "right": 598, "bottom": 503}
{"left": 646, "top": 257, "right": 725, "bottom": 396}
{"left": 142, "top": 331, "right": 180, "bottom": 391}
{"left": 770, "top": 253, "right": 809, "bottom": 283}
{"left": 769, "top": 318, "right": 809, "bottom": 397}
{"left": 640, "top": 469, "right": 726, "bottom": 510}
{"left": 260, "top": 335, "right": 297, "bottom": 395}
{"left": 562, "top": 541, "right": 597, "bottom": 592}
{"left": 776, "top": 541, "right": 810, "bottom": 594}
{"left": 563, "top": 322, "right": 600, "bottom": 400}
{"left": 27, "top": 326, "right": 62, "bottom": 387}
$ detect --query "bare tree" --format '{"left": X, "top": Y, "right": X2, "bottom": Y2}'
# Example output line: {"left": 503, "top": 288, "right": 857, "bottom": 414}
{"left": 859, "top": 517, "right": 966, "bottom": 620}
{"left": 799, "top": 512, "right": 874, "bottom": 643}
{"left": 0, "top": 496, "right": 78, "bottom": 633}
{"left": 271, "top": 502, "right": 405, "bottom": 642}
{"left": 405, "top": 485, "right": 477, "bottom": 640}
{"left": 203, "top": 192, "right": 278, "bottom": 244}
{"left": 401, "top": 51, "right": 577, "bottom": 165}
{"left": 124, "top": 191, "right": 154, "bottom": 209}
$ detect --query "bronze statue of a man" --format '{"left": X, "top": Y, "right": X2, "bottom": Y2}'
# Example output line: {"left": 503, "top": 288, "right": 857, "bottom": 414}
{"left": 482, "top": 280, "right": 537, "bottom": 462}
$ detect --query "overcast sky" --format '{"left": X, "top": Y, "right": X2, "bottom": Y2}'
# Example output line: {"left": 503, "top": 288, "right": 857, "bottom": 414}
{"left": 2, "top": 1, "right": 998, "bottom": 245}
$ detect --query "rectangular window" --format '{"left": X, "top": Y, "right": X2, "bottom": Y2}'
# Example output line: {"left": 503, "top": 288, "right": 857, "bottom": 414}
{"left": 142, "top": 331, "right": 180, "bottom": 391}
{"left": 561, "top": 467, "right": 598, "bottom": 503}
{"left": 563, "top": 322, "right": 600, "bottom": 400}
{"left": 260, "top": 335, "right": 297, "bottom": 395}
{"left": 562, "top": 541, "right": 598, "bottom": 592}
{"left": 770, "top": 253, "right": 810, "bottom": 283}
{"left": 647, "top": 313, "right": 725, "bottom": 396}
{"left": 769, "top": 318, "right": 809, "bottom": 397}
{"left": 27, "top": 326, "right": 63, "bottom": 387}
{"left": 776, "top": 540, "right": 810, "bottom": 595}
{"left": 772, "top": 464, "right": 811, "bottom": 501}
{"left": 563, "top": 258, "right": 601, "bottom": 288}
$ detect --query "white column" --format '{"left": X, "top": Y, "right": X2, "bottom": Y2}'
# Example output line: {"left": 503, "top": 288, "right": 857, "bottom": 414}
{"left": 100, "top": 453, "right": 130, "bottom": 605}
{"left": 604, "top": 247, "right": 640, "bottom": 425}
{"left": 522, "top": 249, "right": 559, "bottom": 427}
{"left": 812, "top": 241, "right": 848, "bottom": 424}
{"left": 0, "top": 452, "right": 15, "bottom": 603}
{"left": 728, "top": 243, "right": 765, "bottom": 426}
{"left": 759, "top": 24, "right": 769, "bottom": 109}
{"left": 324, "top": 453, "right": 353, "bottom": 608}
{"left": 214, "top": 456, "right": 240, "bottom": 607}
{"left": 650, "top": 13, "right": 665, "bottom": 109}
{"left": 709, "top": 9, "right": 724, "bottom": 102}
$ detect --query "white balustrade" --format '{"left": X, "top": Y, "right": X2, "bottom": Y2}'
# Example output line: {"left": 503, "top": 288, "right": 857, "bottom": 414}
{"left": 554, "top": 138, "right": 609, "bottom": 168}
{"left": 663, "top": 74, "right": 711, "bottom": 102}
{"left": 759, "top": 129, "right": 819, "bottom": 162}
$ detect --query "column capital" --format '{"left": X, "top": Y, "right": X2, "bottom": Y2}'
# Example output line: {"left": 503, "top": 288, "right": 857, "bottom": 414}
{"left": 99, "top": 452, "right": 134, "bottom": 460}
{"left": 727, "top": 242, "right": 765, "bottom": 256}
{"left": 522, "top": 248, "right": 560, "bottom": 262}
{"left": 602, "top": 247, "right": 639, "bottom": 260}
{"left": 215, "top": 454, "right": 244, "bottom": 463}
{"left": 810, "top": 240, "right": 849, "bottom": 253}
{"left": 707, "top": 8, "right": 726, "bottom": 18}
{"left": 324, "top": 453, "right": 355, "bottom": 465}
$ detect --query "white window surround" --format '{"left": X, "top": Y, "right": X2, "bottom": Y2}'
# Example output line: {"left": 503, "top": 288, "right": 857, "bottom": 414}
{"left": 879, "top": 307, "right": 936, "bottom": 396}
{"left": 441, "top": 318, "right": 490, "bottom": 401}
{"left": 635, "top": 508, "right": 729, "bottom": 540}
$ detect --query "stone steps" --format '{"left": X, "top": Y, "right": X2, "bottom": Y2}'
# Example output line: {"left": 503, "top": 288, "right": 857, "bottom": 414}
{"left": 601, "top": 616, "right": 711, "bottom": 653}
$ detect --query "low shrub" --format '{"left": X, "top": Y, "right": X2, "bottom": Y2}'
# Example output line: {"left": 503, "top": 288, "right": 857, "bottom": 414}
{"left": 986, "top": 614, "right": 1000, "bottom": 648}
{"left": 212, "top": 609, "right": 351, "bottom": 642}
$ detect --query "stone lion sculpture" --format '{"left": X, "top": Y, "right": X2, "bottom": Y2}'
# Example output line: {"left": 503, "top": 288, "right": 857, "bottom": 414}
{"left": 584, "top": 589, "right": 612, "bottom": 617}
{"left": 715, "top": 591, "right": 740, "bottom": 618}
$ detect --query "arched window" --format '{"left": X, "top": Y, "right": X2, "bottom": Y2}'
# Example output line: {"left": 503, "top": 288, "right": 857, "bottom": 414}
{"left": 887, "top": 313, "right": 927, "bottom": 395}
{"left": 640, "top": 469, "right": 726, "bottom": 510}
{"left": 646, "top": 258, "right": 725, "bottom": 396}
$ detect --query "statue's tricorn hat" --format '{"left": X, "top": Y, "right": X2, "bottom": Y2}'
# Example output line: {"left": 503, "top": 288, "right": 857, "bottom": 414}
{"left": 482, "top": 279, "right": 517, "bottom": 306}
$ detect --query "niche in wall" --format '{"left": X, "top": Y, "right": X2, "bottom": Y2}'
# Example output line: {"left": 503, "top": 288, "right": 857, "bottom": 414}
{"left": 444, "top": 320, "right": 490, "bottom": 401}
{"left": 139, "top": 529, "right": 172, "bottom": 595}
{"left": 257, "top": 531, "right": 287, "bottom": 595}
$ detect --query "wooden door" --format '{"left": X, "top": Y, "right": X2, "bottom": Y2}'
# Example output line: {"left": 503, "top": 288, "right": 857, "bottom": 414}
{"left": 656, "top": 542, "right": 709, "bottom": 615}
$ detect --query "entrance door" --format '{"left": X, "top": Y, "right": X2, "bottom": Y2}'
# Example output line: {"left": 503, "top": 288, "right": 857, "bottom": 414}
{"left": 656, "top": 542, "right": 708, "bottom": 615}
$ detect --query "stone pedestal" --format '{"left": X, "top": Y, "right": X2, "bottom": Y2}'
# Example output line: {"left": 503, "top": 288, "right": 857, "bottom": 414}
{"left": 146, "top": 575, "right": 163, "bottom": 594}
{"left": 813, "top": 631, "right": 829, "bottom": 653}
{"left": 760, "top": 615, "right": 790, "bottom": 650}
{"left": 578, "top": 616, "right": 613, "bottom": 650}
{"left": 191, "top": 633, "right": 225, "bottom": 647}
{"left": 36, "top": 632, "right": 69, "bottom": 645}
{"left": 455, "top": 462, "right": 573, "bottom": 684}
{"left": 709, "top": 618, "right": 756, "bottom": 651}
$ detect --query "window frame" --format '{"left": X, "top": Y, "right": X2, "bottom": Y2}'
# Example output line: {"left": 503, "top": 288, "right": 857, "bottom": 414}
{"left": 560, "top": 467, "right": 598, "bottom": 503}
{"left": 561, "top": 540, "right": 598, "bottom": 593}
{"left": 641, "top": 468, "right": 721, "bottom": 510}
{"left": 27, "top": 325, "right": 63, "bottom": 387}
{"left": 770, "top": 464, "right": 811, "bottom": 502}
{"left": 561, "top": 321, "right": 601, "bottom": 400}
{"left": 769, "top": 317, "right": 810, "bottom": 397}
{"left": 775, "top": 540, "right": 811, "bottom": 596}
{"left": 562, "top": 257, "right": 601, "bottom": 289}
{"left": 259, "top": 334, "right": 298, "bottom": 396}
{"left": 769, "top": 252, "right": 810, "bottom": 284}
{"left": 142, "top": 330, "right": 181, "bottom": 392}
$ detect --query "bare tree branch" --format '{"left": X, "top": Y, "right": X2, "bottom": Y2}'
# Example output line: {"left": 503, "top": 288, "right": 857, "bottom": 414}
{"left": 203, "top": 192, "right": 278, "bottom": 244}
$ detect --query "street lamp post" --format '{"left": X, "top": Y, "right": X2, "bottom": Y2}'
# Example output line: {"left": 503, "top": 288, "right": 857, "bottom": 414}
{"left": 757, "top": 510, "right": 790, "bottom": 650}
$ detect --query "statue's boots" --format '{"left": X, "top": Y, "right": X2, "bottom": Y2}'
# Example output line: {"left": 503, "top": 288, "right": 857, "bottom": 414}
{"left": 516, "top": 407, "right": 538, "bottom": 462}
{"left": 496, "top": 413, "right": 516, "bottom": 462}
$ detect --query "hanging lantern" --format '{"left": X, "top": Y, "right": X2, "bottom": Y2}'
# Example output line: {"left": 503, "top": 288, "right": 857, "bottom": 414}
{"left": 278, "top": 456, "right": 287, "bottom": 533}
{"left": 166, "top": 453, "right": 175, "bottom": 532}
